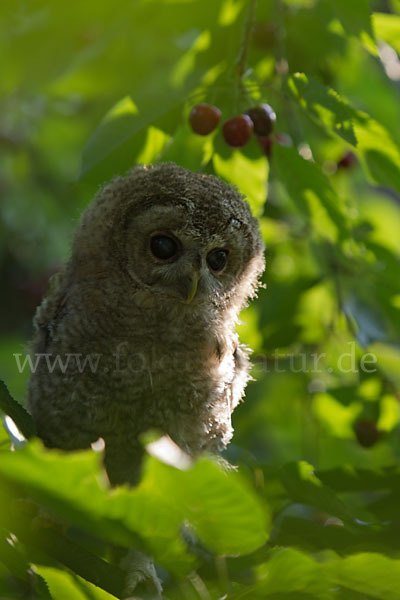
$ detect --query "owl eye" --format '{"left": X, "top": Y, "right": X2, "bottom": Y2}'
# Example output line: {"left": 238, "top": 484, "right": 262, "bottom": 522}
{"left": 207, "top": 249, "right": 228, "bottom": 272}
{"left": 150, "top": 235, "right": 179, "bottom": 260}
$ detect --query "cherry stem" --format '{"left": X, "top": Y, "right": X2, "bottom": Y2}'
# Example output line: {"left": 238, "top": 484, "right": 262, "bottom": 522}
{"left": 235, "top": 0, "right": 257, "bottom": 101}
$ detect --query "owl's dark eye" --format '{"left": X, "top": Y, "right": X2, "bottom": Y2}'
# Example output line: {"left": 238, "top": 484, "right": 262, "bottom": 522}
{"left": 150, "top": 235, "right": 178, "bottom": 260}
{"left": 207, "top": 249, "right": 228, "bottom": 272}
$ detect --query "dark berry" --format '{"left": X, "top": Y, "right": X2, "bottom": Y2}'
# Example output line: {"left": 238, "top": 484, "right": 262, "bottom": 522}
{"left": 354, "top": 419, "right": 380, "bottom": 448}
{"left": 189, "top": 103, "right": 221, "bottom": 135}
{"left": 337, "top": 151, "right": 358, "bottom": 170}
{"left": 222, "top": 114, "right": 254, "bottom": 147}
{"left": 246, "top": 104, "right": 276, "bottom": 137}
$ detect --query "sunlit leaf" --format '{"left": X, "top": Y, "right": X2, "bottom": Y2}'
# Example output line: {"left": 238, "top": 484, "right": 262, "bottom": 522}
{"left": 288, "top": 73, "right": 357, "bottom": 146}
{"left": 373, "top": 12, "right": 400, "bottom": 53}
{"left": 81, "top": 93, "right": 184, "bottom": 177}
{"left": 328, "top": 0, "right": 376, "bottom": 52}
{"left": 272, "top": 143, "right": 349, "bottom": 241}
{"left": 213, "top": 148, "right": 268, "bottom": 216}
{"left": 160, "top": 123, "right": 213, "bottom": 170}
{"left": 325, "top": 553, "right": 400, "bottom": 599}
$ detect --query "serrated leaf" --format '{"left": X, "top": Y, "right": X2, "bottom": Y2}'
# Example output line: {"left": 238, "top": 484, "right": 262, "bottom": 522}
{"left": 289, "top": 73, "right": 357, "bottom": 146}
{"left": 0, "top": 441, "right": 193, "bottom": 575}
{"left": 35, "top": 567, "right": 115, "bottom": 600}
{"left": 0, "top": 536, "right": 53, "bottom": 599}
{"left": 289, "top": 74, "right": 400, "bottom": 194}
{"left": 33, "top": 567, "right": 89, "bottom": 600}
{"left": 0, "top": 441, "right": 269, "bottom": 575}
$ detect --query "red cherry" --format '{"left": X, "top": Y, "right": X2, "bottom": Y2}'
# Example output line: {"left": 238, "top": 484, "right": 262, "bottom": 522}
{"left": 258, "top": 136, "right": 274, "bottom": 158}
{"left": 246, "top": 104, "right": 276, "bottom": 137}
{"left": 189, "top": 103, "right": 221, "bottom": 135}
{"left": 354, "top": 419, "right": 380, "bottom": 448}
{"left": 258, "top": 132, "right": 292, "bottom": 158}
{"left": 222, "top": 114, "right": 254, "bottom": 147}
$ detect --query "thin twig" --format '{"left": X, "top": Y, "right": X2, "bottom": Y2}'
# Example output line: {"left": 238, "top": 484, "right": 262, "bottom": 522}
{"left": 236, "top": 0, "right": 257, "bottom": 81}
{"left": 234, "top": 0, "right": 257, "bottom": 112}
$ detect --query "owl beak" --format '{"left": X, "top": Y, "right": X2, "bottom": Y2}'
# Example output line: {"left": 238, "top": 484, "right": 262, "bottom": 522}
{"left": 185, "top": 273, "right": 199, "bottom": 304}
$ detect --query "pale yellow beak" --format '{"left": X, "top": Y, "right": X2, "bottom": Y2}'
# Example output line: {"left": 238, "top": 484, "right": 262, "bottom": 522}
{"left": 186, "top": 273, "right": 199, "bottom": 304}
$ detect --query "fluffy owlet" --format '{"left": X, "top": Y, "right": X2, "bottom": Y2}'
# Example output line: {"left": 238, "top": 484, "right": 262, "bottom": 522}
{"left": 27, "top": 162, "right": 265, "bottom": 485}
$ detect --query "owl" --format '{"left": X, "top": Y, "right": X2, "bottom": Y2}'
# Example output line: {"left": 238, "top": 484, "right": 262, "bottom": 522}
{"left": 27, "top": 162, "right": 265, "bottom": 485}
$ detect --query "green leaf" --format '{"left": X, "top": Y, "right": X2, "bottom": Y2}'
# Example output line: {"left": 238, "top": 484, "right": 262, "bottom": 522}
{"left": 0, "top": 379, "right": 36, "bottom": 440}
{"left": 272, "top": 144, "right": 349, "bottom": 241}
{"left": 0, "top": 441, "right": 269, "bottom": 575}
{"left": 368, "top": 342, "right": 400, "bottom": 390}
{"left": 33, "top": 568, "right": 89, "bottom": 600}
{"left": 175, "top": 457, "right": 270, "bottom": 555}
{"left": 231, "top": 548, "right": 332, "bottom": 598}
{"left": 258, "top": 277, "right": 321, "bottom": 351}
{"left": 213, "top": 147, "right": 268, "bottom": 216}
{"left": 159, "top": 123, "right": 213, "bottom": 170}
{"left": 328, "top": 0, "right": 375, "bottom": 51}
{"left": 80, "top": 93, "right": 183, "bottom": 178}
{"left": 256, "top": 548, "right": 329, "bottom": 597}
{"left": 281, "top": 462, "right": 357, "bottom": 522}
{"left": 0, "top": 441, "right": 138, "bottom": 548}
{"left": 34, "top": 567, "right": 116, "bottom": 600}
{"left": 324, "top": 553, "right": 400, "bottom": 599}
{"left": 373, "top": 12, "right": 400, "bottom": 53}
{"left": 288, "top": 73, "right": 357, "bottom": 146}
{"left": 288, "top": 74, "right": 400, "bottom": 194}
{"left": 354, "top": 117, "right": 400, "bottom": 195}
{"left": 128, "top": 455, "right": 269, "bottom": 558}
{"left": 0, "top": 535, "right": 53, "bottom": 600}
{"left": 317, "top": 465, "right": 400, "bottom": 492}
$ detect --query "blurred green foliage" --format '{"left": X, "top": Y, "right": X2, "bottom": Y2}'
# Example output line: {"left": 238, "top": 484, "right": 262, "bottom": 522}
{"left": 1, "top": 0, "right": 400, "bottom": 597}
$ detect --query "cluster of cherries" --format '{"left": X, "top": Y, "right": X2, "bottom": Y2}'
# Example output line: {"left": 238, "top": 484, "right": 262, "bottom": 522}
{"left": 189, "top": 102, "right": 276, "bottom": 149}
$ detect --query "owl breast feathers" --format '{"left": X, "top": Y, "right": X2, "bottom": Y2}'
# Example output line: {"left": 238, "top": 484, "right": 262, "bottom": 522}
{"left": 27, "top": 162, "right": 265, "bottom": 484}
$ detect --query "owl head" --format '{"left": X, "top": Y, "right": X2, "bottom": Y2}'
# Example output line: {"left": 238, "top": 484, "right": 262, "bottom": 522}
{"left": 72, "top": 162, "right": 265, "bottom": 314}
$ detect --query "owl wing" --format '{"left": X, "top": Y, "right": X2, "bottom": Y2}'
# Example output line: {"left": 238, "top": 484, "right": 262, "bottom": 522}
{"left": 230, "top": 342, "right": 251, "bottom": 410}
{"left": 31, "top": 271, "right": 69, "bottom": 354}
